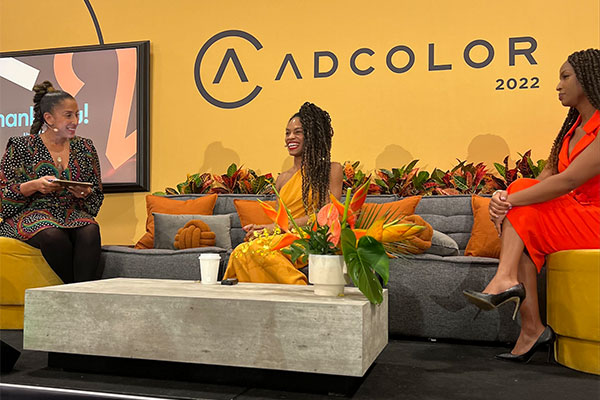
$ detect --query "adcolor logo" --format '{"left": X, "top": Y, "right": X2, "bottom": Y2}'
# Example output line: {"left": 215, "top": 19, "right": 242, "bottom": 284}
{"left": 194, "top": 30, "right": 538, "bottom": 109}
{"left": 194, "top": 30, "right": 263, "bottom": 109}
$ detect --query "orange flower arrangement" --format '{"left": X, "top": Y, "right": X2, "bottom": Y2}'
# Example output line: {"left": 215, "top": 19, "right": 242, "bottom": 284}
{"left": 258, "top": 181, "right": 424, "bottom": 304}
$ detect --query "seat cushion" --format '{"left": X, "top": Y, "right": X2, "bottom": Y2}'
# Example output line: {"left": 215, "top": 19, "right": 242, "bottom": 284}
{"left": 547, "top": 249, "right": 600, "bottom": 375}
{"left": 0, "top": 237, "right": 62, "bottom": 305}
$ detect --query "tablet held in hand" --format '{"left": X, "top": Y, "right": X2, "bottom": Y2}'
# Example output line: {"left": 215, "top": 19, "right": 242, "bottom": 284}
{"left": 51, "top": 179, "right": 93, "bottom": 187}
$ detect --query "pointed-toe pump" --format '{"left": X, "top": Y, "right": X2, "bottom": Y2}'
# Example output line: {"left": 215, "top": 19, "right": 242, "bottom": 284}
{"left": 462, "top": 283, "right": 526, "bottom": 320}
{"left": 495, "top": 326, "right": 556, "bottom": 363}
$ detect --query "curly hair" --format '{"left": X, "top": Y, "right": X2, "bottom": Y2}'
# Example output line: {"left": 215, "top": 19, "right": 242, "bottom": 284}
{"left": 290, "top": 102, "right": 334, "bottom": 212}
{"left": 547, "top": 49, "right": 600, "bottom": 172}
{"left": 30, "top": 81, "right": 75, "bottom": 135}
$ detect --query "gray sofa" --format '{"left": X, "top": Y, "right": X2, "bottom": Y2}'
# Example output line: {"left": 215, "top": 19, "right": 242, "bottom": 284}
{"left": 100, "top": 194, "right": 545, "bottom": 343}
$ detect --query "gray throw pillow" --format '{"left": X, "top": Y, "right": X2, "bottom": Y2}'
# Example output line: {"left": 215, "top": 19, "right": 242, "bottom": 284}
{"left": 426, "top": 230, "right": 459, "bottom": 256}
{"left": 153, "top": 213, "right": 232, "bottom": 250}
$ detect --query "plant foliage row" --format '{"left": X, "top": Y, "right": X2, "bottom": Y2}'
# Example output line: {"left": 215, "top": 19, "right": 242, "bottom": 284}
{"left": 155, "top": 152, "right": 546, "bottom": 196}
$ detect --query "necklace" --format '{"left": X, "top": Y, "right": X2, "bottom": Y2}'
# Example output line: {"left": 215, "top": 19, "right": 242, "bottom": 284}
{"left": 56, "top": 156, "right": 65, "bottom": 174}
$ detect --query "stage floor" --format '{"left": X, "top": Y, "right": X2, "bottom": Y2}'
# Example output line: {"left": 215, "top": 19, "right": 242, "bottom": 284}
{"left": 1, "top": 330, "right": 598, "bottom": 400}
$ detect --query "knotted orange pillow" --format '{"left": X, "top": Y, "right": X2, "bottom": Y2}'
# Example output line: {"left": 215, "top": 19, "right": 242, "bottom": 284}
{"left": 174, "top": 220, "right": 216, "bottom": 249}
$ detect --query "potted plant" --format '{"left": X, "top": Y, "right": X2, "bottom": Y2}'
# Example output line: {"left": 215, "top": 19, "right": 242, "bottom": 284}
{"left": 258, "top": 181, "right": 425, "bottom": 304}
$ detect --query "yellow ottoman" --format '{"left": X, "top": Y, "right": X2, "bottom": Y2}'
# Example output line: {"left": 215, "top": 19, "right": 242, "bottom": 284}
{"left": 547, "top": 249, "right": 600, "bottom": 375}
{"left": 0, "top": 237, "right": 63, "bottom": 329}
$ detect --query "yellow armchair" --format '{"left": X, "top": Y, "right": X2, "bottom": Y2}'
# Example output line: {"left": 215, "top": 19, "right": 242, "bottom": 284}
{"left": 0, "top": 237, "right": 63, "bottom": 329}
{"left": 547, "top": 249, "right": 600, "bottom": 375}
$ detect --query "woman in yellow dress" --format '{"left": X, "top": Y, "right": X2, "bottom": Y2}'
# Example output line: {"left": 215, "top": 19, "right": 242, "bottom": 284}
{"left": 223, "top": 102, "right": 343, "bottom": 284}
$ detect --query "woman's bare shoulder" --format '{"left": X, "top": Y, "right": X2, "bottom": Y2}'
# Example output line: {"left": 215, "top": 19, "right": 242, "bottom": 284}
{"left": 276, "top": 168, "right": 297, "bottom": 190}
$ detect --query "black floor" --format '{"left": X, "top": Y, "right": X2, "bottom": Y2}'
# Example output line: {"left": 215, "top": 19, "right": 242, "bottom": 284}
{"left": 1, "top": 329, "right": 598, "bottom": 400}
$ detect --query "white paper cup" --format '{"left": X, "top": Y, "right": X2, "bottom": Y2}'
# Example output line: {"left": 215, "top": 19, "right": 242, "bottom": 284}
{"left": 199, "top": 253, "right": 221, "bottom": 284}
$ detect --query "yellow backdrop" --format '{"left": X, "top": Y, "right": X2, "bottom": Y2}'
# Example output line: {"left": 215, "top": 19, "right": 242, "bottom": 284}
{"left": 1, "top": 0, "right": 598, "bottom": 244}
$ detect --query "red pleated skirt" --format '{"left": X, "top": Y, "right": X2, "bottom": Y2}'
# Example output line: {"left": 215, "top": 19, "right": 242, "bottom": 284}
{"left": 506, "top": 178, "right": 600, "bottom": 272}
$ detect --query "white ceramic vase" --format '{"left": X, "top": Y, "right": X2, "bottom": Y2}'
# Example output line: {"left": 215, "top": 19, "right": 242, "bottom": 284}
{"left": 308, "top": 254, "right": 348, "bottom": 296}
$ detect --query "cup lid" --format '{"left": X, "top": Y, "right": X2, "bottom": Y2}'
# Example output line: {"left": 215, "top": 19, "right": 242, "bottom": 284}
{"left": 199, "top": 253, "right": 221, "bottom": 260}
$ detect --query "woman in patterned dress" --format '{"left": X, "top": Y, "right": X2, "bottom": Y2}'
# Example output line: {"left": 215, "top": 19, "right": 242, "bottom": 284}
{"left": 0, "top": 81, "right": 104, "bottom": 283}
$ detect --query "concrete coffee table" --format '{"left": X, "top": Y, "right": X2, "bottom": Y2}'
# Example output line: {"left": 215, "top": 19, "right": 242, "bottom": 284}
{"left": 23, "top": 278, "right": 388, "bottom": 377}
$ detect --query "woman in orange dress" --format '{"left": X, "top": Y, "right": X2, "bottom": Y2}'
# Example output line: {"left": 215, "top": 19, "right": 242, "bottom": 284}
{"left": 464, "top": 48, "right": 600, "bottom": 362}
{"left": 223, "top": 102, "right": 343, "bottom": 284}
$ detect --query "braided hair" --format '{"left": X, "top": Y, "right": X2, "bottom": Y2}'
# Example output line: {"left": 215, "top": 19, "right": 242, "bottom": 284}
{"left": 291, "top": 102, "right": 334, "bottom": 212}
{"left": 30, "top": 81, "right": 75, "bottom": 135}
{"left": 548, "top": 49, "right": 600, "bottom": 172}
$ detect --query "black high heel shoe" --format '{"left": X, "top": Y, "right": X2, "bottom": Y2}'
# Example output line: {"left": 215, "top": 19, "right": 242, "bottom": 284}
{"left": 462, "top": 283, "right": 526, "bottom": 320}
{"left": 495, "top": 326, "right": 556, "bottom": 363}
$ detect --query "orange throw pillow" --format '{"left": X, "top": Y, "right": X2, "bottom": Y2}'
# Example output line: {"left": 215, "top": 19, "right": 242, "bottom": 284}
{"left": 360, "top": 196, "right": 422, "bottom": 222}
{"left": 234, "top": 199, "right": 277, "bottom": 227}
{"left": 134, "top": 194, "right": 218, "bottom": 249}
{"left": 464, "top": 195, "right": 501, "bottom": 258}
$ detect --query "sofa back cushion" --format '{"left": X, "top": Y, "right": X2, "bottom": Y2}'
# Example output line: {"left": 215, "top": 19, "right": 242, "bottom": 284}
{"left": 163, "top": 194, "right": 476, "bottom": 251}
{"left": 135, "top": 194, "right": 218, "bottom": 249}
{"left": 414, "top": 195, "right": 474, "bottom": 250}
{"left": 360, "top": 196, "right": 421, "bottom": 223}
{"left": 464, "top": 196, "right": 501, "bottom": 258}
{"left": 365, "top": 195, "right": 473, "bottom": 250}
{"left": 234, "top": 199, "right": 278, "bottom": 227}
{"left": 168, "top": 194, "right": 275, "bottom": 248}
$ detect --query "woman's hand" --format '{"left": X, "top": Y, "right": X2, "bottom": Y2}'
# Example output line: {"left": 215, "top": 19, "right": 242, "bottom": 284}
{"left": 33, "top": 176, "right": 61, "bottom": 195}
{"left": 67, "top": 184, "right": 92, "bottom": 199}
{"left": 489, "top": 190, "right": 511, "bottom": 235}
{"left": 243, "top": 223, "right": 275, "bottom": 241}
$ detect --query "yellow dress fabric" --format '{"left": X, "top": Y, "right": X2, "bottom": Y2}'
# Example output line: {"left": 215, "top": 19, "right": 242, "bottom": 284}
{"left": 223, "top": 170, "right": 308, "bottom": 284}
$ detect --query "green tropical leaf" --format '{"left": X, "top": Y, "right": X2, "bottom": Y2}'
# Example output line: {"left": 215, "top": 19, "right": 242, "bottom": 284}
{"left": 404, "top": 159, "right": 419, "bottom": 173}
{"left": 355, "top": 264, "right": 383, "bottom": 304}
{"left": 535, "top": 159, "right": 547, "bottom": 177}
{"left": 526, "top": 157, "right": 536, "bottom": 177}
{"left": 451, "top": 159, "right": 466, "bottom": 173}
{"left": 453, "top": 175, "right": 468, "bottom": 191}
{"left": 282, "top": 241, "right": 309, "bottom": 264}
{"left": 177, "top": 182, "right": 189, "bottom": 194}
{"left": 494, "top": 163, "right": 506, "bottom": 179}
{"left": 374, "top": 178, "right": 388, "bottom": 189}
{"left": 355, "top": 170, "right": 365, "bottom": 184}
{"left": 341, "top": 229, "right": 386, "bottom": 304}
{"left": 226, "top": 163, "right": 237, "bottom": 177}
{"left": 341, "top": 229, "right": 360, "bottom": 283}
{"left": 380, "top": 169, "right": 392, "bottom": 178}
{"left": 413, "top": 171, "right": 430, "bottom": 189}
{"left": 430, "top": 168, "right": 446, "bottom": 183}
{"left": 357, "top": 236, "right": 389, "bottom": 285}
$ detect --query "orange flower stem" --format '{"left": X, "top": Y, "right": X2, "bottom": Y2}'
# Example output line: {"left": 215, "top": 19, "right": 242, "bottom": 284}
{"left": 271, "top": 184, "right": 307, "bottom": 238}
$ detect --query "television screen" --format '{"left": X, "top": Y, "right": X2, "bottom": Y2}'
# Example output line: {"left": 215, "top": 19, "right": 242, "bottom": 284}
{"left": 0, "top": 41, "right": 149, "bottom": 192}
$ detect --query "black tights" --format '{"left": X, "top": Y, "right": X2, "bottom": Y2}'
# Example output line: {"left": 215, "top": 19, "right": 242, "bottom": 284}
{"left": 26, "top": 224, "right": 101, "bottom": 284}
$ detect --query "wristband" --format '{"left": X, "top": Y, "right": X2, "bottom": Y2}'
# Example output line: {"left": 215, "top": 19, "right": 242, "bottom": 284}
{"left": 492, "top": 190, "right": 503, "bottom": 198}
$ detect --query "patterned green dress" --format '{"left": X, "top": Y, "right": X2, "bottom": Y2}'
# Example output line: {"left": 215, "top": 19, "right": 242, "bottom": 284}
{"left": 0, "top": 134, "right": 104, "bottom": 240}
